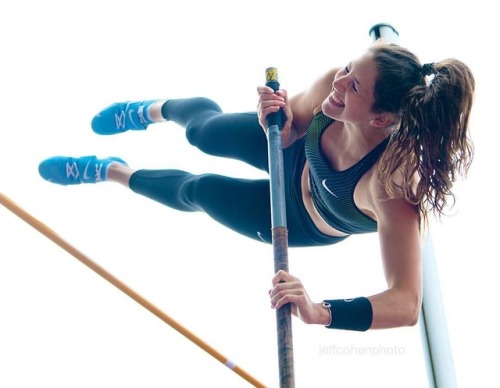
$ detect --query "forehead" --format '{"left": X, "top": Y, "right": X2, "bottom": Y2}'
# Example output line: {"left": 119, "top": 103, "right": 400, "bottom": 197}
{"left": 351, "top": 52, "right": 378, "bottom": 93}
{"left": 353, "top": 52, "right": 378, "bottom": 78}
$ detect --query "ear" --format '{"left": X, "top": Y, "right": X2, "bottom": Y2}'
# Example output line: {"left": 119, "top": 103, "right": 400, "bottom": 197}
{"left": 369, "top": 113, "right": 395, "bottom": 128}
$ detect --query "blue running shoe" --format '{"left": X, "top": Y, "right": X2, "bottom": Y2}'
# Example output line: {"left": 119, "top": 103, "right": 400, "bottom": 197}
{"left": 38, "top": 156, "right": 127, "bottom": 185}
{"left": 91, "top": 100, "right": 159, "bottom": 135}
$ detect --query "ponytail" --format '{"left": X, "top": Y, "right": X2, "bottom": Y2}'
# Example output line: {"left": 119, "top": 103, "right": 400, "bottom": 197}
{"left": 371, "top": 45, "right": 475, "bottom": 223}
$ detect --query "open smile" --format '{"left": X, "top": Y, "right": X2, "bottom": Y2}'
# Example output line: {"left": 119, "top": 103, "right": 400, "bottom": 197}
{"left": 330, "top": 91, "right": 345, "bottom": 108}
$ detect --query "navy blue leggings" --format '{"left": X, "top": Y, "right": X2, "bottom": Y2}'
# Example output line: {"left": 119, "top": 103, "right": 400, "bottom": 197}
{"left": 129, "top": 97, "right": 345, "bottom": 247}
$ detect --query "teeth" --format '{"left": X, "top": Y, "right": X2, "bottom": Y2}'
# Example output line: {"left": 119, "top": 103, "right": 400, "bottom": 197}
{"left": 332, "top": 93, "right": 344, "bottom": 107}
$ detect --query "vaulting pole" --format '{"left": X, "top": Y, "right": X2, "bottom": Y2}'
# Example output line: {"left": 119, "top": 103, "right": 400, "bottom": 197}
{"left": 0, "top": 192, "right": 266, "bottom": 388}
{"left": 265, "top": 67, "right": 295, "bottom": 388}
{"left": 420, "top": 234, "right": 457, "bottom": 388}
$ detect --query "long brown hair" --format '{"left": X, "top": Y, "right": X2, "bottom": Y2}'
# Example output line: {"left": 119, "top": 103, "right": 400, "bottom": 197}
{"left": 370, "top": 44, "right": 475, "bottom": 224}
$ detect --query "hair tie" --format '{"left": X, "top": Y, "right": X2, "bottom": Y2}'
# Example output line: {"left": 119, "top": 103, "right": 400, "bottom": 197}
{"left": 421, "top": 63, "right": 436, "bottom": 76}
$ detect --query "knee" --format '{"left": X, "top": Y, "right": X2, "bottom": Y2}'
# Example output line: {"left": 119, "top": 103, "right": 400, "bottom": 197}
{"left": 184, "top": 98, "right": 222, "bottom": 147}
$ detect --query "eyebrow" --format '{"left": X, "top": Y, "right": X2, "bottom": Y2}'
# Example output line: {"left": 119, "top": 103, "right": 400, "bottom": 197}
{"left": 348, "top": 62, "right": 363, "bottom": 91}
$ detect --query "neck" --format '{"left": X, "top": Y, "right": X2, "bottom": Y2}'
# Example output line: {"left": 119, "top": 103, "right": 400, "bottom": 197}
{"left": 341, "top": 121, "right": 388, "bottom": 156}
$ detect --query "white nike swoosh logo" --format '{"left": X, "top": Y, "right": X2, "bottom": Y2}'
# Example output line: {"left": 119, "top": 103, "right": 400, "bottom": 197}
{"left": 128, "top": 109, "right": 136, "bottom": 126}
{"left": 322, "top": 179, "right": 338, "bottom": 197}
{"left": 257, "top": 231, "right": 267, "bottom": 243}
{"left": 83, "top": 160, "right": 91, "bottom": 180}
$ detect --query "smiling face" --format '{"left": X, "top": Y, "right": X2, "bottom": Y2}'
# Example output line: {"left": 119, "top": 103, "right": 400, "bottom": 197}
{"left": 321, "top": 52, "right": 379, "bottom": 125}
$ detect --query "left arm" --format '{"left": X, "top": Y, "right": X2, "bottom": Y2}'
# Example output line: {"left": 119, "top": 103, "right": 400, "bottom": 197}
{"left": 269, "top": 188, "right": 422, "bottom": 330}
{"left": 368, "top": 195, "right": 422, "bottom": 328}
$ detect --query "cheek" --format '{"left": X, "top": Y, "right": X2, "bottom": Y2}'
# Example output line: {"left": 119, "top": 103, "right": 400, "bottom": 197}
{"left": 346, "top": 96, "right": 372, "bottom": 116}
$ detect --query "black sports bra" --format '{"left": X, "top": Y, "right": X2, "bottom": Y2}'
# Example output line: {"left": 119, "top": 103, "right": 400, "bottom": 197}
{"left": 304, "top": 112, "right": 389, "bottom": 234}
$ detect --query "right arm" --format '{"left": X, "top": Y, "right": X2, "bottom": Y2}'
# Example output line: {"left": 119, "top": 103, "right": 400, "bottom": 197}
{"left": 257, "top": 67, "right": 340, "bottom": 148}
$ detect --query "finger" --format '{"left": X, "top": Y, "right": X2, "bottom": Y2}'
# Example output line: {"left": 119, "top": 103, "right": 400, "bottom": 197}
{"left": 273, "top": 291, "right": 304, "bottom": 310}
{"left": 276, "top": 89, "right": 288, "bottom": 100}
{"left": 269, "top": 282, "right": 292, "bottom": 299}
{"left": 258, "top": 100, "right": 285, "bottom": 112}
{"left": 272, "top": 270, "right": 286, "bottom": 286}
{"left": 257, "top": 107, "right": 282, "bottom": 129}
{"left": 272, "top": 280, "right": 300, "bottom": 293}
{"left": 270, "top": 284, "right": 304, "bottom": 305}
{"left": 272, "top": 270, "right": 297, "bottom": 286}
{"left": 257, "top": 97, "right": 285, "bottom": 116}
{"left": 257, "top": 85, "right": 278, "bottom": 95}
{"left": 258, "top": 91, "right": 286, "bottom": 104}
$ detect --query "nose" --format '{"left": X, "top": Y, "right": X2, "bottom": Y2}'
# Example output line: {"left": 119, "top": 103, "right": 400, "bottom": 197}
{"left": 333, "top": 74, "right": 347, "bottom": 93}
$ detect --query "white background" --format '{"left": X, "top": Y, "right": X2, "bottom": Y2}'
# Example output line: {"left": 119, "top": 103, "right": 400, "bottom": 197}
{"left": 1, "top": 1, "right": 498, "bottom": 387}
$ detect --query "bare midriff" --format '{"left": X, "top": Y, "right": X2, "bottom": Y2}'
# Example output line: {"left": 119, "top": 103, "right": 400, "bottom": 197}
{"left": 300, "top": 161, "right": 350, "bottom": 238}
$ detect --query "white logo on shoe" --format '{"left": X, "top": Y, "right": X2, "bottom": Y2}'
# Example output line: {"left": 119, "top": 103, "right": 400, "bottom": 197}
{"left": 95, "top": 163, "right": 104, "bottom": 182}
{"left": 138, "top": 105, "right": 147, "bottom": 124}
{"left": 128, "top": 109, "right": 137, "bottom": 127}
{"left": 115, "top": 110, "right": 126, "bottom": 129}
{"left": 66, "top": 162, "right": 79, "bottom": 179}
{"left": 322, "top": 179, "right": 338, "bottom": 197}
{"left": 83, "top": 160, "right": 91, "bottom": 180}
{"left": 113, "top": 104, "right": 146, "bottom": 130}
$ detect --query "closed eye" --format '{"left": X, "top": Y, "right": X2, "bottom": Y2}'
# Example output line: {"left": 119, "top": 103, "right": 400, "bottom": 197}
{"left": 344, "top": 64, "right": 358, "bottom": 93}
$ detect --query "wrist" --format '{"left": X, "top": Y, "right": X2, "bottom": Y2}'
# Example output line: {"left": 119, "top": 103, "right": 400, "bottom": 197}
{"left": 318, "top": 302, "right": 332, "bottom": 326}
{"left": 322, "top": 297, "right": 373, "bottom": 332}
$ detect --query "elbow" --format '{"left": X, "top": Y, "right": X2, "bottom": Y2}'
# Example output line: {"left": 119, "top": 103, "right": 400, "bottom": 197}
{"left": 401, "top": 293, "right": 422, "bottom": 327}
{"left": 406, "top": 307, "right": 420, "bottom": 327}
{"left": 370, "top": 288, "right": 422, "bottom": 329}
{"left": 386, "top": 301, "right": 420, "bottom": 328}
{"left": 388, "top": 290, "right": 422, "bottom": 328}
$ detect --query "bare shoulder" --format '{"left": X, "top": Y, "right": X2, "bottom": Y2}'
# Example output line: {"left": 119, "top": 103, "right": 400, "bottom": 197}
{"left": 307, "top": 67, "right": 339, "bottom": 113}
{"left": 289, "top": 67, "right": 340, "bottom": 133}
{"left": 365, "top": 164, "right": 419, "bottom": 225}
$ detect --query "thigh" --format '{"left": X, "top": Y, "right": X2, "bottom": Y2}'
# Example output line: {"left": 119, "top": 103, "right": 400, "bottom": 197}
{"left": 194, "top": 112, "right": 269, "bottom": 171}
{"left": 129, "top": 168, "right": 273, "bottom": 243}
{"left": 188, "top": 174, "right": 272, "bottom": 243}
{"left": 164, "top": 98, "right": 268, "bottom": 171}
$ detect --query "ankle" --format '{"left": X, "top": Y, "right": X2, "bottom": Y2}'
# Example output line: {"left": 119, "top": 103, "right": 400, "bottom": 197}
{"left": 149, "top": 99, "right": 168, "bottom": 122}
{"left": 107, "top": 162, "right": 134, "bottom": 185}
